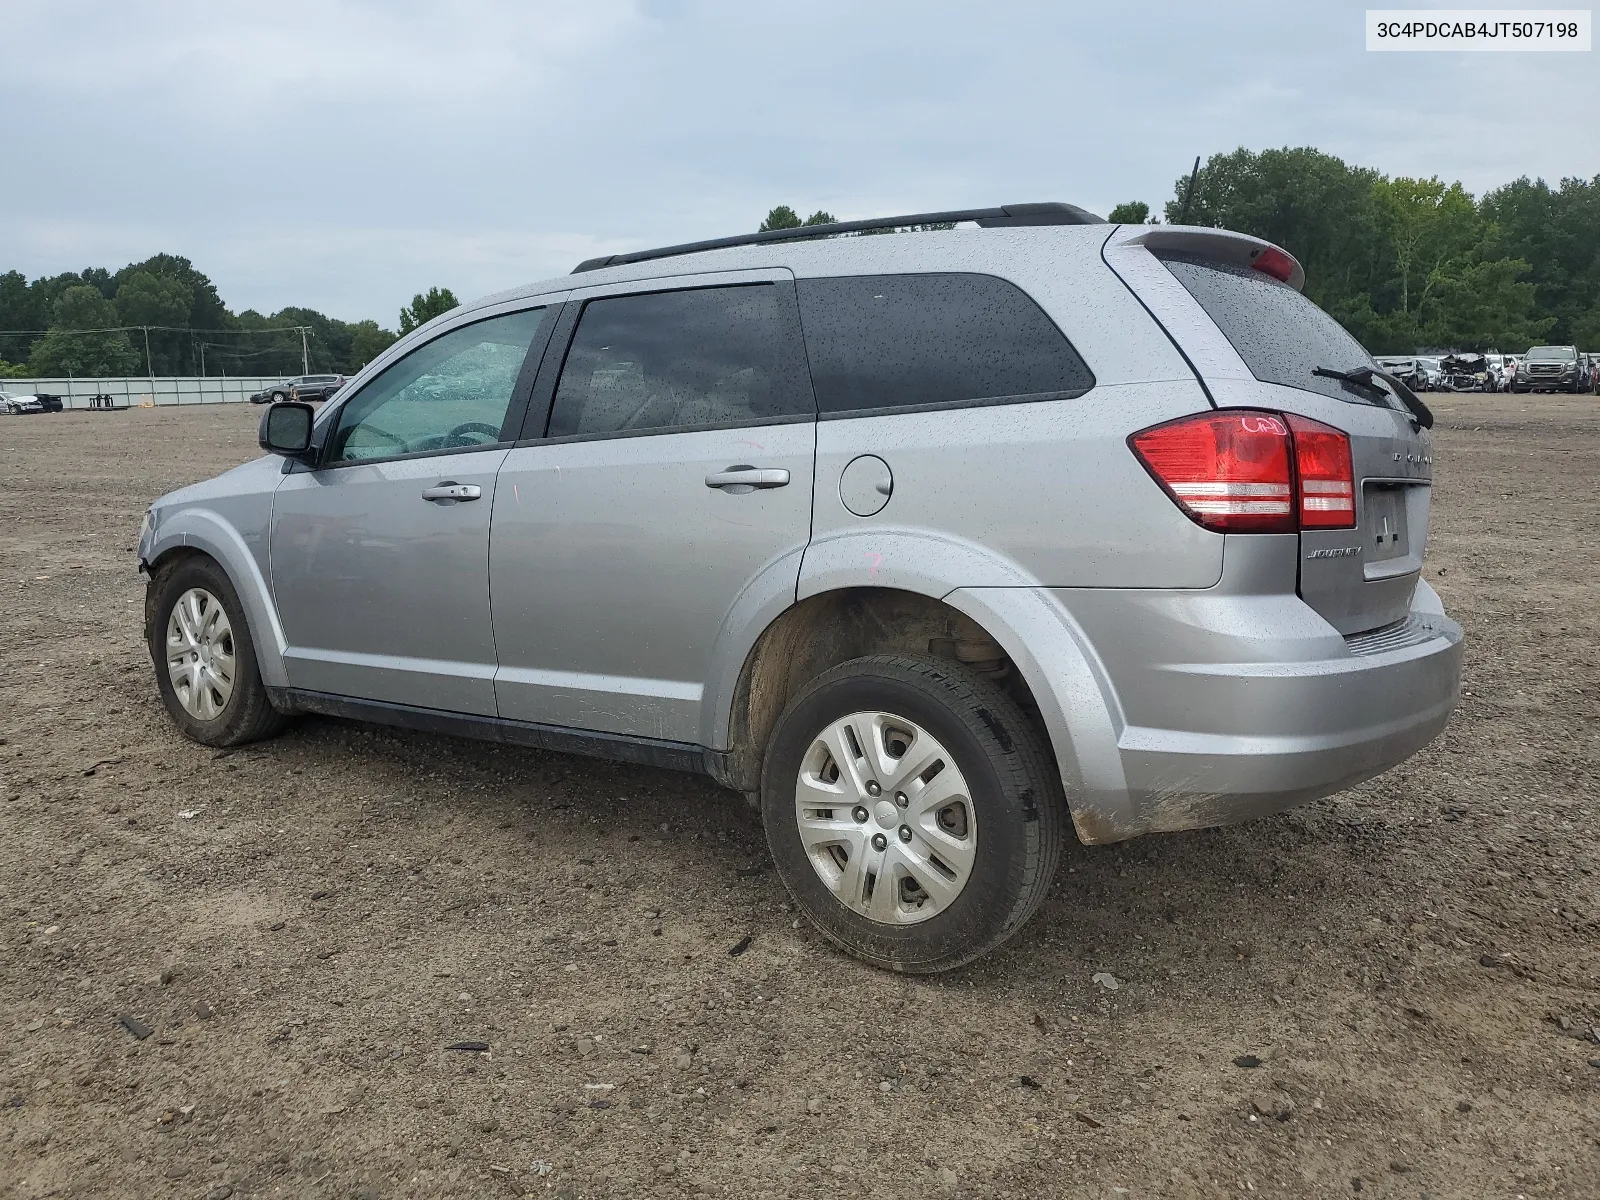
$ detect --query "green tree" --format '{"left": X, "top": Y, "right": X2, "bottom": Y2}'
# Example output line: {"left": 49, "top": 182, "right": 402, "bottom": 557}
{"left": 1107, "top": 201, "right": 1153, "bottom": 224}
{"left": 1372, "top": 177, "right": 1479, "bottom": 318}
{"left": 349, "top": 320, "right": 397, "bottom": 369}
{"left": 399, "top": 287, "right": 459, "bottom": 335}
{"left": 1425, "top": 256, "right": 1552, "bottom": 351}
{"left": 760, "top": 206, "right": 837, "bottom": 232}
{"left": 0, "top": 270, "right": 39, "bottom": 367}
{"left": 29, "top": 285, "right": 141, "bottom": 376}
{"left": 760, "top": 205, "right": 801, "bottom": 231}
{"left": 1480, "top": 175, "right": 1600, "bottom": 344}
{"left": 1571, "top": 307, "right": 1600, "bottom": 350}
{"left": 116, "top": 270, "right": 193, "bottom": 330}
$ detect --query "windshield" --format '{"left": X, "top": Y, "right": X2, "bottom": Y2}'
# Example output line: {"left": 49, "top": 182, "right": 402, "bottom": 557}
{"left": 1157, "top": 252, "right": 1404, "bottom": 411}
{"left": 1526, "top": 346, "right": 1576, "bottom": 361}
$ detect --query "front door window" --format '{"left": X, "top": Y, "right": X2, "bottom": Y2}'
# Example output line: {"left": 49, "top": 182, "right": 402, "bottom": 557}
{"left": 329, "top": 308, "right": 547, "bottom": 462}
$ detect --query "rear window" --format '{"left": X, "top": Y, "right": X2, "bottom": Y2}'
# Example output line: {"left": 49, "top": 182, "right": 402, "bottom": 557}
{"left": 796, "top": 273, "right": 1093, "bottom": 416}
{"left": 547, "top": 284, "right": 814, "bottom": 438}
{"left": 1158, "top": 253, "right": 1396, "bottom": 408}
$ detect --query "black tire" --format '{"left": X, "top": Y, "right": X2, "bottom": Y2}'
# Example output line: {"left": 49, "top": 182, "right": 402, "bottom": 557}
{"left": 760, "top": 654, "right": 1065, "bottom": 974}
{"left": 271, "top": 391, "right": 287, "bottom": 403}
{"left": 145, "top": 554, "right": 287, "bottom": 747}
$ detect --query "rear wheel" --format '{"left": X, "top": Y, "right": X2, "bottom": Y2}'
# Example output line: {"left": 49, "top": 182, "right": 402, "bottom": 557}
{"left": 761, "top": 654, "right": 1064, "bottom": 974}
{"left": 146, "top": 555, "right": 286, "bottom": 747}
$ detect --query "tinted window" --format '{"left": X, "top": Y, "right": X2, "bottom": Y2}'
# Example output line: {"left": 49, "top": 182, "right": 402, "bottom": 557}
{"left": 329, "top": 307, "right": 545, "bottom": 463}
{"left": 796, "top": 273, "right": 1093, "bottom": 415}
{"left": 547, "top": 285, "right": 813, "bottom": 438}
{"left": 1158, "top": 253, "right": 1397, "bottom": 408}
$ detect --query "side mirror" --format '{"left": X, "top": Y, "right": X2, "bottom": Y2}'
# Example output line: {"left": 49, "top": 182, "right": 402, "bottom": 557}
{"left": 259, "top": 401, "right": 315, "bottom": 458}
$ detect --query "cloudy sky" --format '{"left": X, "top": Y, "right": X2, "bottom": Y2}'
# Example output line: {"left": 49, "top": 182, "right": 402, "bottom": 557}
{"left": 5, "top": 0, "right": 1596, "bottom": 325}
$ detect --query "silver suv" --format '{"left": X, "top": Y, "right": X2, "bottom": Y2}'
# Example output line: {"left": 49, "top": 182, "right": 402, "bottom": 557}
{"left": 139, "top": 204, "right": 1462, "bottom": 973}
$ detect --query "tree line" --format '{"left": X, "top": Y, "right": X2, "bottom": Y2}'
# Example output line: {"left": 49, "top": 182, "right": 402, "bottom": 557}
{"left": 0, "top": 255, "right": 459, "bottom": 379}
{"left": 1112, "top": 147, "right": 1598, "bottom": 354}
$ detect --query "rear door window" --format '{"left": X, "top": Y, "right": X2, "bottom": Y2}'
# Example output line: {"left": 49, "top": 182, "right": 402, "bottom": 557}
{"left": 546, "top": 284, "right": 814, "bottom": 438}
{"left": 1158, "top": 252, "right": 1398, "bottom": 408}
{"left": 796, "top": 273, "right": 1093, "bottom": 416}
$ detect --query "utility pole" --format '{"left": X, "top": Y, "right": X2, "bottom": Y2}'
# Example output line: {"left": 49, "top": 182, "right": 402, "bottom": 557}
{"left": 199, "top": 341, "right": 206, "bottom": 377}
{"left": 299, "top": 327, "right": 309, "bottom": 375}
{"left": 142, "top": 326, "right": 154, "bottom": 382}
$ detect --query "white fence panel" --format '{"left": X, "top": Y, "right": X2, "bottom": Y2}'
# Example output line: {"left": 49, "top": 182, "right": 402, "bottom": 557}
{"left": 0, "top": 377, "right": 283, "bottom": 409}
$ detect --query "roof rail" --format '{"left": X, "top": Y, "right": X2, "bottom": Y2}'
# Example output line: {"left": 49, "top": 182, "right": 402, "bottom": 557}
{"left": 571, "top": 202, "right": 1105, "bottom": 273}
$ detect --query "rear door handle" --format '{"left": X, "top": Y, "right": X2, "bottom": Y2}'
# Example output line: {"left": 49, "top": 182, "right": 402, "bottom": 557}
{"left": 704, "top": 466, "right": 790, "bottom": 491}
{"left": 422, "top": 482, "right": 481, "bottom": 502}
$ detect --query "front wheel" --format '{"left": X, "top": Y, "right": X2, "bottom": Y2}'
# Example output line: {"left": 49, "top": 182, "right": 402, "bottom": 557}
{"left": 761, "top": 654, "right": 1065, "bottom": 974}
{"left": 146, "top": 555, "right": 287, "bottom": 747}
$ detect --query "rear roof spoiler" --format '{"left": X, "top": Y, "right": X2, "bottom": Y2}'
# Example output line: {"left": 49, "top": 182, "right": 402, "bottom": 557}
{"left": 1113, "top": 226, "right": 1306, "bottom": 292}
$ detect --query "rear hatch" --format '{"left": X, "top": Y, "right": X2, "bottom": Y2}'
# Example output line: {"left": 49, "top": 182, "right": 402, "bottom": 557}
{"left": 1111, "top": 231, "right": 1433, "bottom": 635}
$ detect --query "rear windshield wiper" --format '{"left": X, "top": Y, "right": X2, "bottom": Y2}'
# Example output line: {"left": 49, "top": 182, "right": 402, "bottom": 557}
{"left": 1312, "top": 365, "right": 1433, "bottom": 430}
{"left": 1313, "top": 365, "right": 1386, "bottom": 393}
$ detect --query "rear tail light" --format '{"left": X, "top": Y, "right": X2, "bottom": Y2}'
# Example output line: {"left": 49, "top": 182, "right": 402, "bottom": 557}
{"left": 1129, "top": 412, "right": 1294, "bottom": 533}
{"left": 1285, "top": 414, "right": 1355, "bottom": 528}
{"left": 1130, "top": 410, "right": 1356, "bottom": 534}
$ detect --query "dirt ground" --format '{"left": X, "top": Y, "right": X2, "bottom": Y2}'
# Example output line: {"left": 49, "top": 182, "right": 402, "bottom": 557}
{"left": 0, "top": 395, "right": 1596, "bottom": 1200}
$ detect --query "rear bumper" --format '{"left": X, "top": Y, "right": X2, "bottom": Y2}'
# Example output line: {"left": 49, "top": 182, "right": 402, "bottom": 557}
{"left": 1107, "top": 612, "right": 1460, "bottom": 837}
{"left": 1042, "top": 570, "right": 1462, "bottom": 843}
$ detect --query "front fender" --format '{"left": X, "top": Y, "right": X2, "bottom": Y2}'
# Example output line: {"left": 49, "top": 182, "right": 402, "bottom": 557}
{"left": 142, "top": 508, "right": 289, "bottom": 688}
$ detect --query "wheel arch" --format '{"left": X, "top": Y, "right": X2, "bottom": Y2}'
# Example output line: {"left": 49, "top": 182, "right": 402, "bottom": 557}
{"left": 709, "top": 583, "right": 1135, "bottom": 846}
{"left": 142, "top": 511, "right": 289, "bottom": 688}
{"left": 709, "top": 586, "right": 1050, "bottom": 791}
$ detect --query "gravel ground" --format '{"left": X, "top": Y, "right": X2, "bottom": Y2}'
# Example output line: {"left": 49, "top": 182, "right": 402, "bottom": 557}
{"left": 1, "top": 395, "right": 1596, "bottom": 1200}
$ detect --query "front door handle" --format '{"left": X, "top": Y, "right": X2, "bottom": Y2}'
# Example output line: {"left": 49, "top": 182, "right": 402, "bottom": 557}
{"left": 422, "top": 482, "right": 482, "bottom": 502}
{"left": 704, "top": 465, "right": 790, "bottom": 492}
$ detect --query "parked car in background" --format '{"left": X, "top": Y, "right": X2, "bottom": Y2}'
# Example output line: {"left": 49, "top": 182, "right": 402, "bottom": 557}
{"left": 0, "top": 391, "right": 45, "bottom": 415}
{"left": 1482, "top": 353, "right": 1513, "bottom": 391}
{"left": 292, "top": 375, "right": 345, "bottom": 402}
{"left": 138, "top": 203, "right": 1461, "bottom": 973}
{"left": 249, "top": 375, "right": 345, "bottom": 404}
{"left": 1511, "top": 346, "right": 1583, "bottom": 392}
{"left": 1414, "top": 356, "right": 1442, "bottom": 390}
{"left": 1578, "top": 352, "right": 1597, "bottom": 393}
{"left": 1374, "top": 356, "right": 1426, "bottom": 392}
{"left": 1438, "top": 353, "right": 1492, "bottom": 391}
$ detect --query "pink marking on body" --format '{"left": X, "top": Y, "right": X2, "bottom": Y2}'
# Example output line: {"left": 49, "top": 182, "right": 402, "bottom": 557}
{"left": 865, "top": 552, "right": 883, "bottom": 578}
